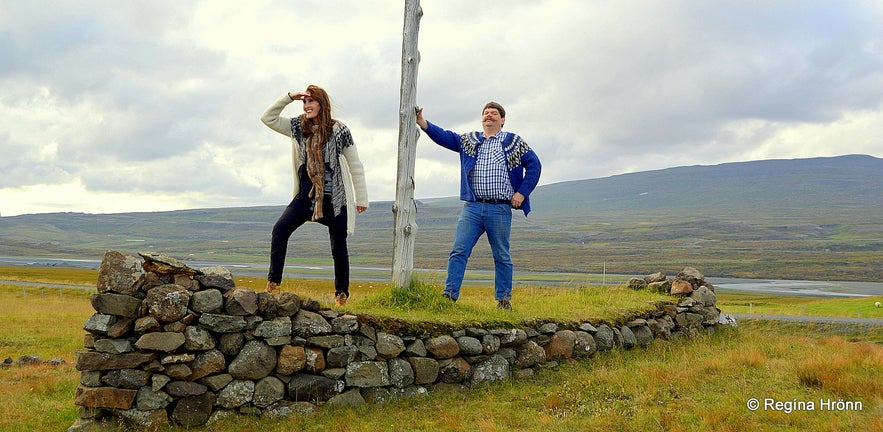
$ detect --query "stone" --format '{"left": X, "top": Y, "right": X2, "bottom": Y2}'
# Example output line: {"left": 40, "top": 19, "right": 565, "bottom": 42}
{"left": 304, "top": 347, "right": 326, "bottom": 373}
{"left": 225, "top": 288, "right": 259, "bottom": 316}
{"left": 718, "top": 313, "right": 738, "bottom": 327}
{"left": 409, "top": 357, "right": 440, "bottom": 385}
{"left": 292, "top": 310, "right": 332, "bottom": 337}
{"left": 326, "top": 345, "right": 359, "bottom": 368}
{"left": 90, "top": 293, "right": 143, "bottom": 318}
{"left": 573, "top": 331, "right": 596, "bottom": 358}
{"left": 183, "top": 326, "right": 216, "bottom": 351}
{"left": 145, "top": 284, "right": 192, "bottom": 322}
{"left": 327, "top": 388, "right": 366, "bottom": 407}
{"left": 263, "top": 400, "right": 317, "bottom": 418}
{"left": 106, "top": 318, "right": 134, "bottom": 338}
{"left": 165, "top": 381, "right": 208, "bottom": 397}
{"left": 578, "top": 322, "right": 598, "bottom": 333}
{"left": 376, "top": 333, "right": 406, "bottom": 359}
{"left": 276, "top": 345, "right": 307, "bottom": 375}
{"left": 216, "top": 380, "right": 255, "bottom": 409}
{"left": 136, "top": 386, "right": 172, "bottom": 411}
{"left": 74, "top": 386, "right": 137, "bottom": 409}
{"left": 425, "top": 335, "right": 459, "bottom": 359}
{"left": 101, "top": 369, "right": 150, "bottom": 389}
{"left": 199, "top": 373, "right": 233, "bottom": 392}
{"left": 677, "top": 267, "right": 704, "bottom": 284}
{"left": 80, "top": 371, "right": 102, "bottom": 387}
{"left": 670, "top": 279, "right": 694, "bottom": 295}
{"left": 76, "top": 351, "right": 156, "bottom": 371}
{"left": 198, "top": 313, "right": 247, "bottom": 333}
{"left": 456, "top": 336, "right": 483, "bottom": 356}
{"left": 321, "top": 368, "right": 347, "bottom": 380}
{"left": 188, "top": 349, "right": 226, "bottom": 381}
{"left": 134, "top": 332, "right": 185, "bottom": 352}
{"left": 174, "top": 273, "right": 200, "bottom": 291}
{"left": 271, "top": 292, "right": 302, "bottom": 317}
{"left": 632, "top": 325, "right": 654, "bottom": 347}
{"left": 387, "top": 357, "right": 415, "bottom": 388}
{"left": 253, "top": 376, "right": 285, "bottom": 408}
{"left": 467, "top": 354, "right": 509, "bottom": 387}
{"left": 93, "top": 338, "right": 134, "bottom": 354}
{"left": 676, "top": 312, "right": 705, "bottom": 329}
{"left": 406, "top": 339, "right": 427, "bottom": 357}
{"left": 544, "top": 330, "right": 576, "bottom": 360}
{"left": 170, "top": 392, "right": 216, "bottom": 427}
{"left": 134, "top": 316, "right": 161, "bottom": 333}
{"left": 438, "top": 357, "right": 470, "bottom": 384}
{"left": 139, "top": 252, "right": 199, "bottom": 276}
{"left": 164, "top": 363, "right": 192, "bottom": 380}
{"left": 538, "top": 322, "right": 558, "bottom": 334}
{"left": 498, "top": 329, "right": 528, "bottom": 347}
{"left": 515, "top": 341, "right": 546, "bottom": 368}
{"left": 345, "top": 361, "right": 390, "bottom": 387}
{"left": 619, "top": 326, "right": 637, "bottom": 349}
{"left": 648, "top": 280, "right": 672, "bottom": 294}
{"left": 593, "top": 325, "right": 615, "bottom": 351}
{"left": 288, "top": 374, "right": 343, "bottom": 402}
{"left": 254, "top": 317, "right": 293, "bottom": 339}
{"left": 228, "top": 340, "right": 276, "bottom": 380}
{"left": 83, "top": 313, "right": 116, "bottom": 336}
{"left": 691, "top": 286, "right": 717, "bottom": 307}
{"left": 190, "top": 289, "right": 224, "bottom": 314}
{"left": 115, "top": 408, "right": 169, "bottom": 428}
{"left": 627, "top": 277, "right": 647, "bottom": 290}
{"left": 196, "top": 266, "right": 235, "bottom": 290}
{"left": 306, "top": 335, "right": 345, "bottom": 349}
{"left": 96, "top": 251, "right": 145, "bottom": 295}
{"left": 330, "top": 314, "right": 359, "bottom": 333}
{"left": 645, "top": 271, "right": 667, "bottom": 283}
{"left": 648, "top": 318, "right": 672, "bottom": 340}
{"left": 481, "top": 334, "right": 501, "bottom": 354}
{"left": 151, "top": 374, "right": 171, "bottom": 391}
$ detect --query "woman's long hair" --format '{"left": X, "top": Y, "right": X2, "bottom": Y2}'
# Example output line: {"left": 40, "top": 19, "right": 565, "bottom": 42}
{"left": 301, "top": 84, "right": 334, "bottom": 143}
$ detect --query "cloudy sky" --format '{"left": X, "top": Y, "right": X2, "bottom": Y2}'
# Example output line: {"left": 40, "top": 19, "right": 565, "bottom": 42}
{"left": 2, "top": 1, "right": 882, "bottom": 216}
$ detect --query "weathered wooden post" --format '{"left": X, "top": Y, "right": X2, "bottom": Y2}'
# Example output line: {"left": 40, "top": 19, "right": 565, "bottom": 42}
{"left": 391, "top": 0, "right": 422, "bottom": 289}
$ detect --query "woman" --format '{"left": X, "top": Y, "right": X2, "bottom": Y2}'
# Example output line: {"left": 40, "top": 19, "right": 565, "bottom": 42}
{"left": 260, "top": 85, "right": 369, "bottom": 306}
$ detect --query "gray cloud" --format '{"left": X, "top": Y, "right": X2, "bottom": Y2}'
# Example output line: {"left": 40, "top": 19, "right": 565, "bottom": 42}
{"left": 1, "top": 0, "right": 882, "bottom": 215}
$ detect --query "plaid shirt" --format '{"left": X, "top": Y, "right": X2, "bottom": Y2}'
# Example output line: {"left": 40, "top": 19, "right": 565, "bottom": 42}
{"left": 470, "top": 131, "right": 514, "bottom": 200}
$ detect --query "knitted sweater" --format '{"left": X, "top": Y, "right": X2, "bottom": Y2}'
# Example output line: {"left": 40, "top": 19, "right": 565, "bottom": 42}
{"left": 422, "top": 121, "right": 541, "bottom": 215}
{"left": 261, "top": 94, "right": 369, "bottom": 234}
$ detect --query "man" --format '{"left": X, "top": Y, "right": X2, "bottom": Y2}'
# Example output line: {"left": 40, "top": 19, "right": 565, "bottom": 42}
{"left": 416, "top": 102, "right": 541, "bottom": 310}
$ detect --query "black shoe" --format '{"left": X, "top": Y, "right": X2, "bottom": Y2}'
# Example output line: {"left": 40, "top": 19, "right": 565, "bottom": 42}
{"left": 442, "top": 293, "right": 456, "bottom": 302}
{"left": 497, "top": 300, "right": 512, "bottom": 311}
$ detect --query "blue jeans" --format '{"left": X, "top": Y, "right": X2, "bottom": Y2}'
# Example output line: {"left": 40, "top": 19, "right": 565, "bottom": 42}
{"left": 444, "top": 201, "right": 513, "bottom": 301}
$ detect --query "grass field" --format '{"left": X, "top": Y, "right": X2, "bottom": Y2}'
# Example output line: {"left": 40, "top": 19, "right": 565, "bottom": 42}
{"left": 0, "top": 267, "right": 880, "bottom": 431}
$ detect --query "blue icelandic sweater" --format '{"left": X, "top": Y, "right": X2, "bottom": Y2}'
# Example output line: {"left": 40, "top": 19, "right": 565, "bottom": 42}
{"left": 422, "top": 121, "right": 542, "bottom": 215}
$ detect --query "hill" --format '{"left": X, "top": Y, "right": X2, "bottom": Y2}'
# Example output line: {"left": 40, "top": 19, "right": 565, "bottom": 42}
{"left": 1, "top": 154, "right": 880, "bottom": 281}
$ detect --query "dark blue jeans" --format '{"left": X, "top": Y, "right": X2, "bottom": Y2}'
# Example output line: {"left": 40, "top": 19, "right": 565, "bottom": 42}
{"left": 268, "top": 197, "right": 349, "bottom": 296}
{"left": 443, "top": 201, "right": 513, "bottom": 301}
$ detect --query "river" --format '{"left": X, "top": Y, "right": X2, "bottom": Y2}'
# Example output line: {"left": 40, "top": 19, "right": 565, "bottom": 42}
{"left": 1, "top": 255, "right": 880, "bottom": 298}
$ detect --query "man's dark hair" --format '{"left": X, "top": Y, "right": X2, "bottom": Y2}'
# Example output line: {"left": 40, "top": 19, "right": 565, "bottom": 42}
{"left": 483, "top": 101, "right": 505, "bottom": 118}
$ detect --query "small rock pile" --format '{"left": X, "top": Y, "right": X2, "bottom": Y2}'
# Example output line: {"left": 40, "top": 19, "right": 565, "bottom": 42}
{"left": 71, "top": 251, "right": 726, "bottom": 430}
{"left": 627, "top": 267, "right": 724, "bottom": 330}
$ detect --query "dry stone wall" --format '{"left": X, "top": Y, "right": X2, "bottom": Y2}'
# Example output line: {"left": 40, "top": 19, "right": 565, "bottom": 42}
{"left": 69, "top": 250, "right": 727, "bottom": 430}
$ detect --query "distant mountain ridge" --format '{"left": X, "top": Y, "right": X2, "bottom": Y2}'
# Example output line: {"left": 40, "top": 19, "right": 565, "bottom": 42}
{"left": 1, "top": 154, "right": 880, "bottom": 281}
{"left": 521, "top": 154, "right": 882, "bottom": 221}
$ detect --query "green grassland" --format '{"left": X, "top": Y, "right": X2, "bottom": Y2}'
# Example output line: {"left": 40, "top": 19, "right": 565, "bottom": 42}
{"left": 0, "top": 266, "right": 881, "bottom": 431}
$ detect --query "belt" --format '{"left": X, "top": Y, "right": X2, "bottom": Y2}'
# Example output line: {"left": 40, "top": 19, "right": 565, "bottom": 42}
{"left": 474, "top": 198, "right": 510, "bottom": 205}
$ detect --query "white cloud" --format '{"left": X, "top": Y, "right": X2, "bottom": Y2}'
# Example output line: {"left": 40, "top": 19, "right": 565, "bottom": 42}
{"left": 1, "top": 0, "right": 882, "bottom": 216}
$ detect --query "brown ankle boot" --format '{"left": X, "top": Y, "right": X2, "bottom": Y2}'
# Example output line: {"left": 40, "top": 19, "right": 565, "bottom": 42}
{"left": 266, "top": 281, "right": 279, "bottom": 293}
{"left": 335, "top": 292, "right": 348, "bottom": 307}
